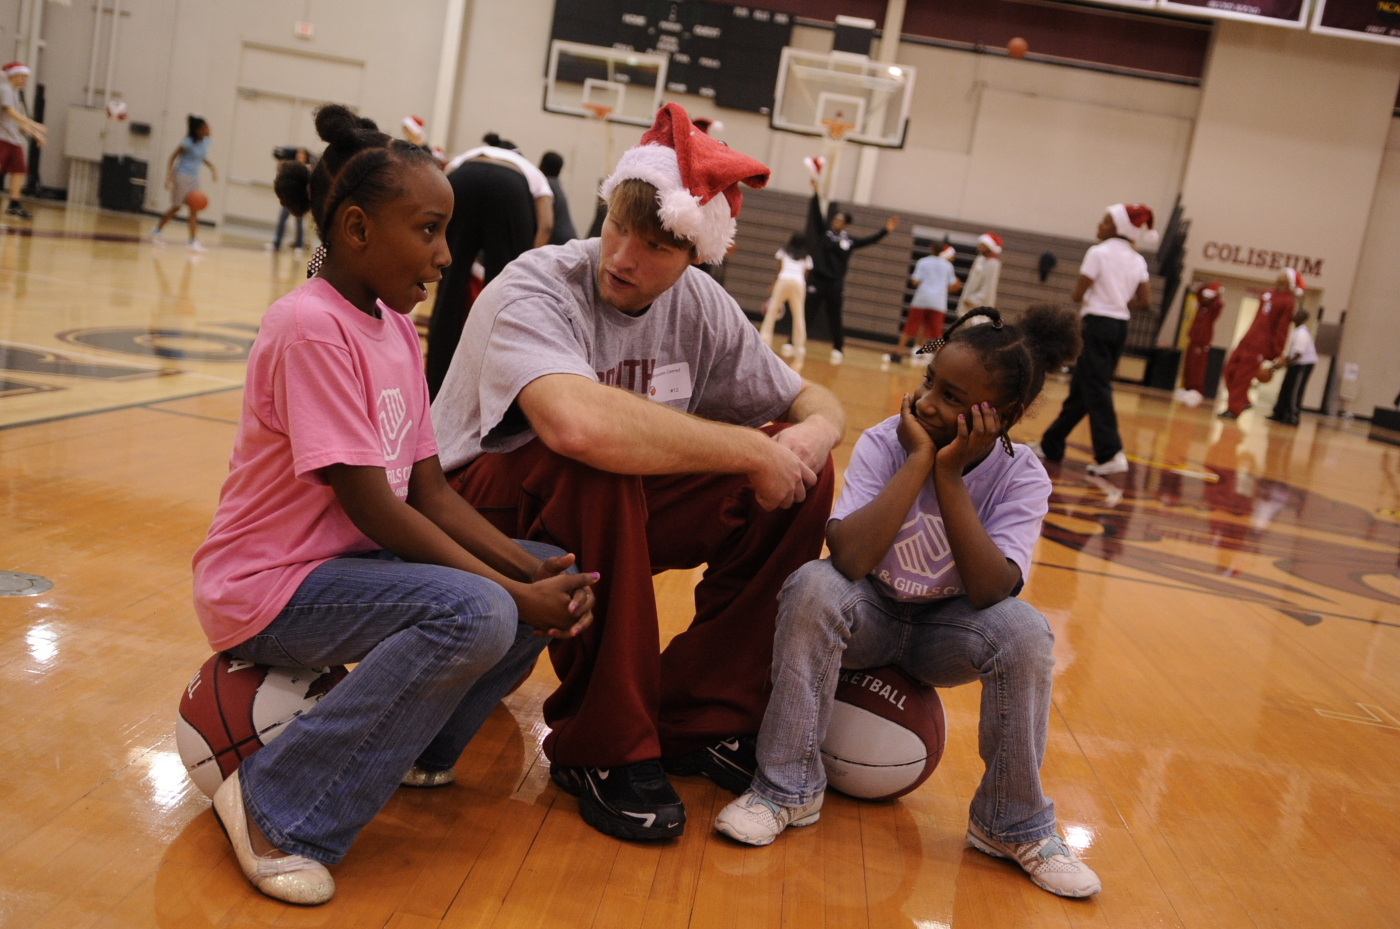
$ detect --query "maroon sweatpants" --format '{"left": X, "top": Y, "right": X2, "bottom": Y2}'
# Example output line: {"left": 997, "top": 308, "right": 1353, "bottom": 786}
{"left": 1182, "top": 341, "right": 1211, "bottom": 394}
{"left": 1223, "top": 343, "right": 1268, "bottom": 415}
{"left": 447, "top": 427, "right": 835, "bottom": 768}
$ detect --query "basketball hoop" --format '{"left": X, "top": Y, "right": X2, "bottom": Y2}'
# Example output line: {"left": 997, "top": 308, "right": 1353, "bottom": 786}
{"left": 583, "top": 103, "right": 614, "bottom": 122}
{"left": 821, "top": 117, "right": 856, "bottom": 141}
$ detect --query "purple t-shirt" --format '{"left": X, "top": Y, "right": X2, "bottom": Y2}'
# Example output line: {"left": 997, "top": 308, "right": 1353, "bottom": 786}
{"left": 830, "top": 415, "right": 1051, "bottom": 602}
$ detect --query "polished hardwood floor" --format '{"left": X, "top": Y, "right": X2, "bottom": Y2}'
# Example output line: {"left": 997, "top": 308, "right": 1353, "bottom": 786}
{"left": 1, "top": 206, "right": 1397, "bottom": 928}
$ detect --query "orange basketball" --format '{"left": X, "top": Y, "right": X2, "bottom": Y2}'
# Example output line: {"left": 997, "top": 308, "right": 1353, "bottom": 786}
{"left": 185, "top": 190, "right": 209, "bottom": 212}
{"left": 1007, "top": 37, "right": 1029, "bottom": 59}
{"left": 1257, "top": 364, "right": 1276, "bottom": 384}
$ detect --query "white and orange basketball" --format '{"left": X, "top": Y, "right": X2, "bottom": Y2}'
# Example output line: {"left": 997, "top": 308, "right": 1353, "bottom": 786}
{"left": 176, "top": 653, "right": 348, "bottom": 798}
{"left": 821, "top": 665, "right": 946, "bottom": 801}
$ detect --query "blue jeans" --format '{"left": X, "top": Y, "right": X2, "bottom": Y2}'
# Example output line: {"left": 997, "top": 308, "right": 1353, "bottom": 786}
{"left": 272, "top": 207, "right": 304, "bottom": 249}
{"left": 226, "top": 543, "right": 555, "bottom": 864}
{"left": 754, "top": 559, "right": 1058, "bottom": 844}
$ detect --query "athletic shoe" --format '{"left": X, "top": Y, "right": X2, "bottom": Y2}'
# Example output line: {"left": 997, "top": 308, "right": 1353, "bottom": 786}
{"left": 966, "top": 820, "right": 1101, "bottom": 898}
{"left": 829, "top": 349, "right": 843, "bottom": 365}
{"left": 188, "top": 239, "right": 208, "bottom": 253}
{"left": 714, "top": 790, "right": 823, "bottom": 846}
{"left": 550, "top": 760, "right": 686, "bottom": 840}
{"left": 1085, "top": 451, "right": 1128, "bottom": 476}
{"left": 662, "top": 735, "right": 757, "bottom": 795}
{"left": 882, "top": 352, "right": 902, "bottom": 365}
{"left": 780, "top": 343, "right": 795, "bottom": 357}
{"left": 401, "top": 765, "right": 455, "bottom": 788}
{"left": 212, "top": 769, "right": 335, "bottom": 905}
{"left": 1218, "top": 410, "right": 1239, "bottom": 420}
{"left": 264, "top": 242, "right": 278, "bottom": 251}
{"left": 5, "top": 202, "right": 32, "bottom": 219}
{"left": 908, "top": 353, "right": 924, "bottom": 366}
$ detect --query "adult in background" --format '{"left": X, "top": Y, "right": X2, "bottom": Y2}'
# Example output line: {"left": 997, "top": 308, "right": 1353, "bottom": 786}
{"left": 267, "top": 147, "right": 311, "bottom": 253}
{"left": 1221, "top": 269, "right": 1301, "bottom": 419}
{"left": 0, "top": 61, "right": 43, "bottom": 219}
{"left": 1036, "top": 203, "right": 1155, "bottom": 476}
{"left": 431, "top": 104, "right": 845, "bottom": 842}
{"left": 957, "top": 232, "right": 1004, "bottom": 319}
{"left": 538, "top": 151, "right": 577, "bottom": 245}
{"left": 805, "top": 180, "right": 898, "bottom": 365}
{"left": 884, "top": 242, "right": 960, "bottom": 365}
{"left": 1267, "top": 308, "right": 1316, "bottom": 426}
{"left": 1175, "top": 281, "right": 1223, "bottom": 406}
{"left": 426, "top": 134, "right": 554, "bottom": 398}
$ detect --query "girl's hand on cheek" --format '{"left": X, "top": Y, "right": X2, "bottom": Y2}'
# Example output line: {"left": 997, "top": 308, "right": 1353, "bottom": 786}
{"left": 936, "top": 402, "right": 1001, "bottom": 474}
{"left": 897, "top": 394, "right": 935, "bottom": 461}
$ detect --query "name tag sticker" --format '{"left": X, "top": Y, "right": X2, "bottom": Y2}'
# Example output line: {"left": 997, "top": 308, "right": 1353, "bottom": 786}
{"left": 648, "top": 361, "right": 692, "bottom": 404}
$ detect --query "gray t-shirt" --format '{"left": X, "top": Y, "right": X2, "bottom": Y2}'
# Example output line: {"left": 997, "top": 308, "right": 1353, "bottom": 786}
{"left": 432, "top": 238, "right": 804, "bottom": 471}
{"left": 0, "top": 82, "right": 25, "bottom": 147}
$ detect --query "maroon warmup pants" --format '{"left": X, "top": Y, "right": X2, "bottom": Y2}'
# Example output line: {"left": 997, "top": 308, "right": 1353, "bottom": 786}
{"left": 447, "top": 427, "right": 835, "bottom": 768}
{"left": 1182, "top": 341, "right": 1211, "bottom": 394}
{"left": 1223, "top": 342, "right": 1269, "bottom": 415}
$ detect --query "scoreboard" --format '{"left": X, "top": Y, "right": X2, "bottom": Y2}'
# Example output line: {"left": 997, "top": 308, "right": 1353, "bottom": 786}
{"left": 550, "top": 0, "right": 794, "bottom": 114}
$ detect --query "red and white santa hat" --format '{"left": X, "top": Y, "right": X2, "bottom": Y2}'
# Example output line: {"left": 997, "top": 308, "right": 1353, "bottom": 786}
{"left": 1107, "top": 203, "right": 1159, "bottom": 246}
{"left": 1283, "top": 268, "right": 1305, "bottom": 294}
{"left": 939, "top": 245, "right": 956, "bottom": 260}
{"left": 2, "top": 62, "right": 30, "bottom": 77}
{"left": 600, "top": 103, "right": 770, "bottom": 265}
{"left": 402, "top": 115, "right": 425, "bottom": 137}
{"left": 978, "top": 232, "right": 1003, "bottom": 255}
{"left": 1199, "top": 281, "right": 1223, "bottom": 302}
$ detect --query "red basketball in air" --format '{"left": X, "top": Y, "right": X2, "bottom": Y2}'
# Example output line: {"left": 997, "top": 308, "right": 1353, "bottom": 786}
{"left": 185, "top": 189, "right": 209, "bottom": 212}
{"left": 176, "top": 653, "right": 348, "bottom": 798}
{"left": 821, "top": 665, "right": 946, "bottom": 801}
{"left": 1007, "top": 37, "right": 1029, "bottom": 59}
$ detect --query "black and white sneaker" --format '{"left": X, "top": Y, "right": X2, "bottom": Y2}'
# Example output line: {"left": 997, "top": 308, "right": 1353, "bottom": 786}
{"left": 550, "top": 760, "right": 686, "bottom": 841}
{"left": 5, "top": 202, "right": 32, "bottom": 219}
{"left": 662, "top": 735, "right": 758, "bottom": 796}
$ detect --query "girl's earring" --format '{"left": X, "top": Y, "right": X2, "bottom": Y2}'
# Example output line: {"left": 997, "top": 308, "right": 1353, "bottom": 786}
{"left": 306, "top": 244, "right": 327, "bottom": 279}
{"left": 1000, "top": 431, "right": 1015, "bottom": 457}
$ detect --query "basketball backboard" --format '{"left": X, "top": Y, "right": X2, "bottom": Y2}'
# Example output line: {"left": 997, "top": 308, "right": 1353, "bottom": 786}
{"left": 771, "top": 47, "right": 915, "bottom": 148}
{"left": 544, "top": 40, "right": 668, "bottom": 127}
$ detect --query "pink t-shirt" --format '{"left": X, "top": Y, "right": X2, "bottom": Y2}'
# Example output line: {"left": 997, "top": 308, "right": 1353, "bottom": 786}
{"left": 192, "top": 278, "right": 438, "bottom": 650}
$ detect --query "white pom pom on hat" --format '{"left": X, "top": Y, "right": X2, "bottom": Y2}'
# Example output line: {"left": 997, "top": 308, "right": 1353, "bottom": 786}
{"left": 599, "top": 103, "right": 770, "bottom": 265}
{"left": 1107, "top": 203, "right": 1159, "bottom": 246}
{"left": 1283, "top": 268, "right": 1305, "bottom": 294}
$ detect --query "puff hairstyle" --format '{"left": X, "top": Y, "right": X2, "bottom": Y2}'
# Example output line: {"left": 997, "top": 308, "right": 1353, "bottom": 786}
{"left": 274, "top": 104, "right": 438, "bottom": 246}
{"left": 938, "top": 304, "right": 1082, "bottom": 425}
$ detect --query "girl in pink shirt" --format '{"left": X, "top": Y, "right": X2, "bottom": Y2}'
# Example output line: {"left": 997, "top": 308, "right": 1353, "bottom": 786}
{"left": 192, "top": 105, "right": 597, "bottom": 906}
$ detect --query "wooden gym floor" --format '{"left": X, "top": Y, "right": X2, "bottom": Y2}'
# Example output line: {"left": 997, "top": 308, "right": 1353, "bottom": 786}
{"left": 1, "top": 205, "right": 1397, "bottom": 928}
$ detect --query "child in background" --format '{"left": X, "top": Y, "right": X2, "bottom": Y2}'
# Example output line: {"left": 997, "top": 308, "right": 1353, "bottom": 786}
{"left": 1176, "top": 281, "right": 1223, "bottom": 406}
{"left": 715, "top": 305, "right": 1103, "bottom": 899}
{"left": 759, "top": 232, "right": 812, "bottom": 357}
{"left": 885, "top": 242, "right": 961, "bottom": 365}
{"left": 152, "top": 114, "right": 217, "bottom": 251}
{"left": 957, "top": 232, "right": 1004, "bottom": 319}
{"left": 193, "top": 105, "right": 596, "bottom": 906}
{"left": 1267, "top": 308, "right": 1316, "bottom": 425}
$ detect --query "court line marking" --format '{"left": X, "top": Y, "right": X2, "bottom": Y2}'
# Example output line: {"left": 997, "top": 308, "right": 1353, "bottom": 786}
{"left": 1313, "top": 704, "right": 1400, "bottom": 730}
{"left": 0, "top": 383, "right": 244, "bottom": 432}
{"left": 142, "top": 404, "right": 239, "bottom": 426}
{"left": 1029, "top": 560, "right": 1400, "bottom": 629}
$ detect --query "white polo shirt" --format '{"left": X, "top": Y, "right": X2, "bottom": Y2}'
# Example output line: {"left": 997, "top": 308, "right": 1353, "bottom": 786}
{"left": 1078, "top": 237, "right": 1149, "bottom": 322}
{"left": 1287, "top": 324, "right": 1318, "bottom": 365}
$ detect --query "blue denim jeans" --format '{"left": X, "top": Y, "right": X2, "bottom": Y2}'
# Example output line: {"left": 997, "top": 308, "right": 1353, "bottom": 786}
{"left": 272, "top": 206, "right": 304, "bottom": 249}
{"left": 754, "top": 559, "right": 1058, "bottom": 844}
{"left": 226, "top": 543, "right": 555, "bottom": 864}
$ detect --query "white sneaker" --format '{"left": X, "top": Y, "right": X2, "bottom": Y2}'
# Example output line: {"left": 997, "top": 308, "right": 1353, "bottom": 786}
{"left": 780, "top": 343, "right": 795, "bottom": 357}
{"left": 714, "top": 790, "right": 823, "bottom": 846}
{"left": 1084, "top": 451, "right": 1128, "bottom": 476}
{"left": 264, "top": 242, "right": 278, "bottom": 252}
{"left": 829, "top": 349, "right": 843, "bottom": 366}
{"left": 881, "top": 352, "right": 901, "bottom": 364}
{"left": 1027, "top": 441, "right": 1046, "bottom": 460}
{"left": 967, "top": 820, "right": 1101, "bottom": 897}
{"left": 908, "top": 353, "right": 924, "bottom": 366}
{"left": 188, "top": 239, "right": 208, "bottom": 253}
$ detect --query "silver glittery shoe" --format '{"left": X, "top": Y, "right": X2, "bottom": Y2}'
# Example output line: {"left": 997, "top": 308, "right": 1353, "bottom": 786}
{"left": 401, "top": 765, "right": 456, "bottom": 788}
{"left": 212, "top": 769, "right": 335, "bottom": 905}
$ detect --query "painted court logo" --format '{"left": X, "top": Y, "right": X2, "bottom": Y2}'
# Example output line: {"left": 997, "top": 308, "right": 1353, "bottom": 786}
{"left": 376, "top": 388, "right": 412, "bottom": 461}
{"left": 893, "top": 513, "right": 954, "bottom": 580}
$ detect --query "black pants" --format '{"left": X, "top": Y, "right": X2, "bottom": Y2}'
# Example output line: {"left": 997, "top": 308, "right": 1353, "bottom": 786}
{"left": 807, "top": 275, "right": 845, "bottom": 352}
{"left": 1270, "top": 363, "right": 1314, "bottom": 425}
{"left": 1040, "top": 314, "right": 1128, "bottom": 464}
{"left": 426, "top": 161, "right": 536, "bottom": 398}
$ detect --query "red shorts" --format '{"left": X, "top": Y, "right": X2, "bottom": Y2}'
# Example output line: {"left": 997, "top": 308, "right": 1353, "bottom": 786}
{"left": 901, "top": 307, "right": 945, "bottom": 341}
{"left": 0, "top": 140, "right": 25, "bottom": 176}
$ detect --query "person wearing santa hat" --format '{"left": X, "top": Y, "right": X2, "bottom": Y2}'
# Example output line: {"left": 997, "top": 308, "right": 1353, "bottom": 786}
{"left": 1035, "top": 204, "right": 1155, "bottom": 476}
{"left": 1176, "top": 281, "right": 1224, "bottom": 405}
{"left": 884, "top": 241, "right": 961, "bottom": 365}
{"left": 806, "top": 179, "right": 899, "bottom": 364}
{"left": 1220, "top": 268, "right": 1303, "bottom": 419}
{"left": 430, "top": 103, "right": 845, "bottom": 842}
{"left": 0, "top": 62, "right": 45, "bottom": 219}
{"left": 956, "top": 232, "right": 1003, "bottom": 318}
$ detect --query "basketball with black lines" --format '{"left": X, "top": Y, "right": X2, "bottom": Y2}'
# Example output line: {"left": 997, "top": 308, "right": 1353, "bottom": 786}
{"left": 176, "top": 653, "right": 348, "bottom": 798}
{"left": 821, "top": 665, "right": 946, "bottom": 801}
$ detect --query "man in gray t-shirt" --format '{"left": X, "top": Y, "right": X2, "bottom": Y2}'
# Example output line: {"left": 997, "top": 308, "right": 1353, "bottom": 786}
{"left": 0, "top": 62, "right": 46, "bottom": 219}
{"left": 431, "top": 104, "right": 846, "bottom": 843}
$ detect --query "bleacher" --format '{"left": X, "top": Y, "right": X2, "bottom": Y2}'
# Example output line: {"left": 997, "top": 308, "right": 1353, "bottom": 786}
{"left": 722, "top": 187, "right": 1166, "bottom": 354}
